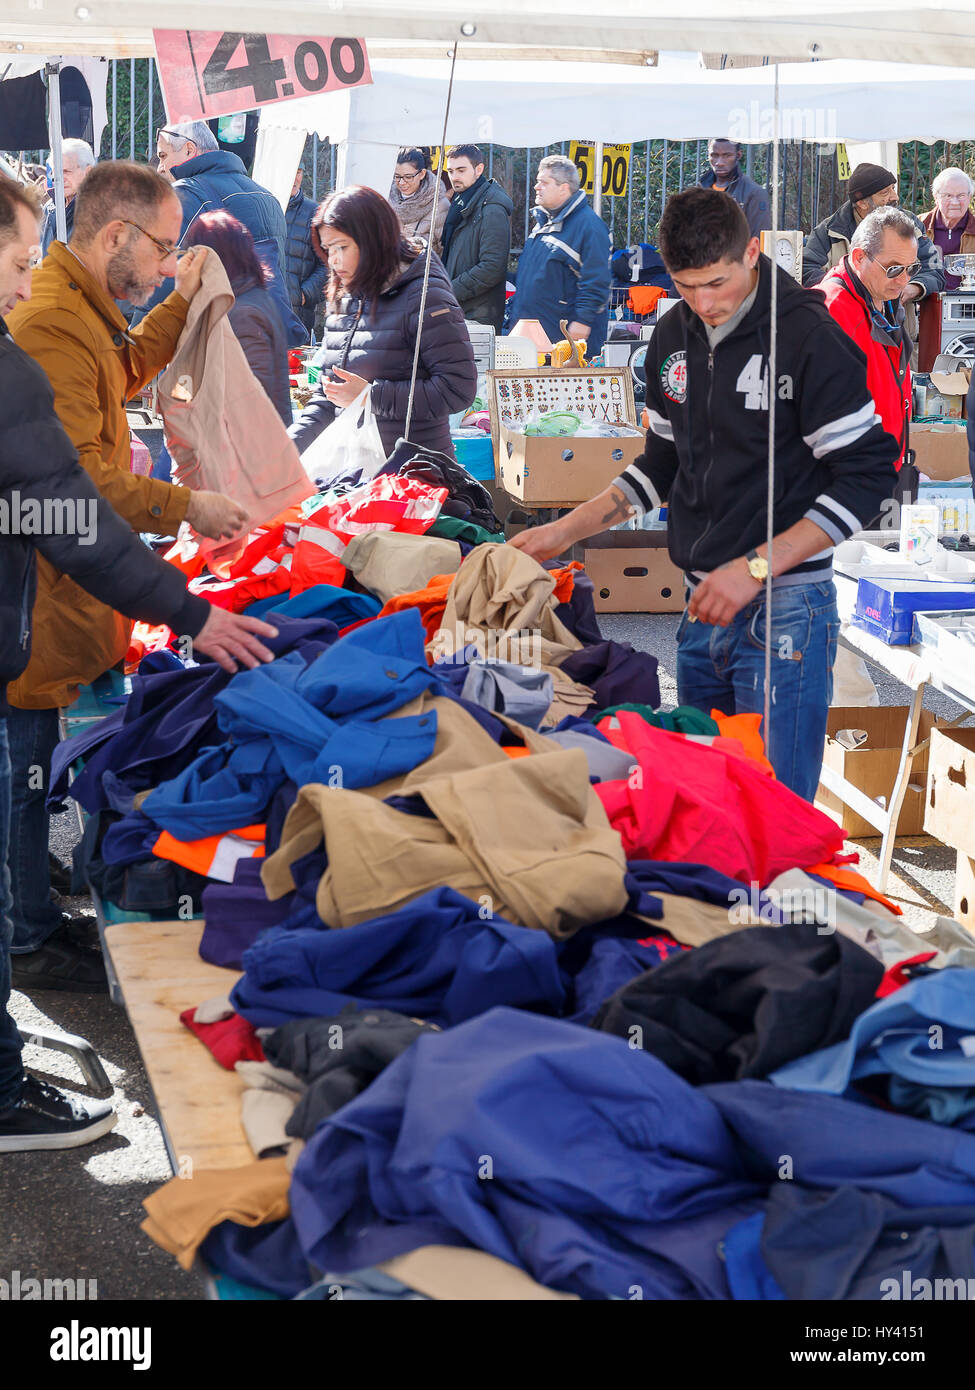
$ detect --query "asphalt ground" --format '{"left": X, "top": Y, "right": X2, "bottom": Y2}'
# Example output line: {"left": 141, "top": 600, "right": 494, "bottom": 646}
{"left": 0, "top": 607, "right": 964, "bottom": 1300}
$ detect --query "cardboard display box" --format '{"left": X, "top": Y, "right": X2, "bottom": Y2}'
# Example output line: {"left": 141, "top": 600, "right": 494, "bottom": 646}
{"left": 910, "top": 423, "right": 971, "bottom": 481}
{"left": 924, "top": 725, "right": 975, "bottom": 861}
{"left": 488, "top": 367, "right": 641, "bottom": 506}
{"left": 575, "top": 530, "right": 684, "bottom": 613}
{"left": 816, "top": 705, "right": 936, "bottom": 837}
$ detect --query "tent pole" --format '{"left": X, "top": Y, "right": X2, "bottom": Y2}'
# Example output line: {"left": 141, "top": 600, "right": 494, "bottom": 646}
{"left": 404, "top": 41, "right": 459, "bottom": 440}
{"left": 764, "top": 67, "right": 780, "bottom": 744}
{"left": 594, "top": 140, "right": 603, "bottom": 216}
{"left": 46, "top": 60, "right": 66, "bottom": 244}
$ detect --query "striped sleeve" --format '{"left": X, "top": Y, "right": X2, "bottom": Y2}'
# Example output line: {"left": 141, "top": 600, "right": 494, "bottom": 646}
{"left": 795, "top": 320, "right": 899, "bottom": 540}
{"left": 611, "top": 343, "right": 680, "bottom": 518}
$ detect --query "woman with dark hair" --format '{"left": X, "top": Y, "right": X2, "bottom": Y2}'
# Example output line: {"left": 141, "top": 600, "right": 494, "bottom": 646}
{"left": 184, "top": 209, "right": 293, "bottom": 425}
{"left": 388, "top": 147, "right": 452, "bottom": 256}
{"left": 289, "top": 184, "right": 476, "bottom": 460}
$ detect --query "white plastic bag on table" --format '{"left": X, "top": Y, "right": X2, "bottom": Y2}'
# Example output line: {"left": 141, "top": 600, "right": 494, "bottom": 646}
{"left": 298, "top": 386, "right": 387, "bottom": 486}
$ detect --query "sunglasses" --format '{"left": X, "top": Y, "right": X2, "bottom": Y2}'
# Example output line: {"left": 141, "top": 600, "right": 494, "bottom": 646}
{"left": 865, "top": 251, "right": 922, "bottom": 280}
{"left": 119, "top": 219, "right": 187, "bottom": 261}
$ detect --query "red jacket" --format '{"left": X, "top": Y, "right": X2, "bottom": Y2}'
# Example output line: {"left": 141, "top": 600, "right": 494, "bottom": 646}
{"left": 819, "top": 258, "right": 912, "bottom": 470}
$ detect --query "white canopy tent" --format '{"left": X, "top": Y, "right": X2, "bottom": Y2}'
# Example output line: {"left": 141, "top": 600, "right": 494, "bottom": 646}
{"left": 6, "top": 0, "right": 975, "bottom": 67}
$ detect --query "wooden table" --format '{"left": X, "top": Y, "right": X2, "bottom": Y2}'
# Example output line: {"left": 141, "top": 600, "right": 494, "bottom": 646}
{"left": 103, "top": 920, "right": 251, "bottom": 1174}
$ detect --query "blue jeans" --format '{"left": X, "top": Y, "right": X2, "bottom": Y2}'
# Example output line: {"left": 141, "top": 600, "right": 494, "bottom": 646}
{"left": 0, "top": 718, "right": 26, "bottom": 1109}
{"left": 6, "top": 706, "right": 62, "bottom": 953}
{"left": 676, "top": 580, "right": 839, "bottom": 803}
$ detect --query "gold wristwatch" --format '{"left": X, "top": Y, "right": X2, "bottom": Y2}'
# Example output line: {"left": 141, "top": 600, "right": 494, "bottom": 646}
{"left": 745, "top": 549, "right": 769, "bottom": 582}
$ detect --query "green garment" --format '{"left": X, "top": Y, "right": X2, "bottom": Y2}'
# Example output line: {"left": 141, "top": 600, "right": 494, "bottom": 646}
{"left": 428, "top": 515, "right": 506, "bottom": 547}
{"left": 597, "top": 704, "right": 721, "bottom": 736}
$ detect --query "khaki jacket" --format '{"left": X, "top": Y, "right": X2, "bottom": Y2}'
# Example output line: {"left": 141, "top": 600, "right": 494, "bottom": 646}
{"left": 6, "top": 242, "right": 191, "bottom": 709}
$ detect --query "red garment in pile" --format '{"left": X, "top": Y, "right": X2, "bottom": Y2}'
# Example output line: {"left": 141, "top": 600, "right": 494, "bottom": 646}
{"left": 875, "top": 952, "right": 938, "bottom": 998}
{"left": 594, "top": 711, "right": 845, "bottom": 886}
{"left": 180, "top": 1007, "right": 265, "bottom": 1069}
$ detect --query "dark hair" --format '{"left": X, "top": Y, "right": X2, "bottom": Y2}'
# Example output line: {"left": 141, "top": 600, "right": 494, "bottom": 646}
{"left": 312, "top": 185, "right": 417, "bottom": 306}
{"left": 72, "top": 160, "right": 175, "bottom": 245}
{"left": 185, "top": 209, "right": 269, "bottom": 290}
{"left": 0, "top": 174, "right": 40, "bottom": 246}
{"left": 446, "top": 144, "right": 484, "bottom": 168}
{"left": 658, "top": 188, "right": 751, "bottom": 272}
{"left": 396, "top": 147, "right": 428, "bottom": 172}
{"left": 708, "top": 137, "right": 742, "bottom": 151}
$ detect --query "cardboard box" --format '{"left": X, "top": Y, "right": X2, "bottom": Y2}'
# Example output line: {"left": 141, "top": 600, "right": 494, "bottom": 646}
{"left": 924, "top": 725, "right": 975, "bottom": 859}
{"left": 953, "top": 850, "right": 975, "bottom": 934}
{"left": 910, "top": 423, "right": 971, "bottom": 481}
{"left": 816, "top": 705, "right": 935, "bottom": 836}
{"left": 489, "top": 367, "right": 640, "bottom": 506}
{"left": 928, "top": 369, "right": 969, "bottom": 419}
{"left": 577, "top": 530, "right": 684, "bottom": 613}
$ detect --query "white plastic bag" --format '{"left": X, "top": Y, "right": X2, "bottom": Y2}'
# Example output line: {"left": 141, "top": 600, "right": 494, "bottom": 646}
{"left": 298, "top": 386, "right": 387, "bottom": 486}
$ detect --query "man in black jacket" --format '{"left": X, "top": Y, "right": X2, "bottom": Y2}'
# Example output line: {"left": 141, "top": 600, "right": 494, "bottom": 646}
{"left": 0, "top": 177, "right": 278, "bottom": 1151}
{"left": 698, "top": 139, "right": 771, "bottom": 237}
{"left": 442, "top": 144, "right": 513, "bottom": 331}
{"left": 284, "top": 167, "right": 327, "bottom": 336}
{"left": 510, "top": 189, "right": 899, "bottom": 803}
{"left": 802, "top": 162, "right": 944, "bottom": 307}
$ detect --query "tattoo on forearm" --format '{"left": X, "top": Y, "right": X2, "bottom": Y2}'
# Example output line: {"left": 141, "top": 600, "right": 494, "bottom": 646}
{"left": 600, "top": 494, "right": 635, "bottom": 525}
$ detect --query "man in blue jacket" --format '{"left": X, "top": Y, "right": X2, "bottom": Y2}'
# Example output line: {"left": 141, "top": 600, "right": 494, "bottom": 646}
{"left": 506, "top": 155, "right": 611, "bottom": 354}
{"left": 138, "top": 121, "right": 304, "bottom": 343}
{"left": 284, "top": 167, "right": 328, "bottom": 337}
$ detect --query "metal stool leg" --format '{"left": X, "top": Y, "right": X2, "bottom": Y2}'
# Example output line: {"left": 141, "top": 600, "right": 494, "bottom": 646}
{"left": 18, "top": 1027, "right": 114, "bottom": 1099}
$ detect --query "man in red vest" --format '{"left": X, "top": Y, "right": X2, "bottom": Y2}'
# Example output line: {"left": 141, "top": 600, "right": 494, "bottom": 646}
{"left": 818, "top": 205, "right": 917, "bottom": 505}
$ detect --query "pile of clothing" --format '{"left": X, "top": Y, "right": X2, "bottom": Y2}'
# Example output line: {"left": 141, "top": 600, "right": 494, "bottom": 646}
{"left": 54, "top": 489, "right": 975, "bottom": 1301}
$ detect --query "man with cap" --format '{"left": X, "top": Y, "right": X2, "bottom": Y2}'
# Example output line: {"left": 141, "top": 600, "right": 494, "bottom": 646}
{"left": 802, "top": 163, "right": 944, "bottom": 307}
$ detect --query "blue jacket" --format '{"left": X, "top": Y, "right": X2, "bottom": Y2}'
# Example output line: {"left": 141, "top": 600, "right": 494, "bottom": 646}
{"left": 40, "top": 196, "right": 75, "bottom": 256}
{"left": 285, "top": 188, "right": 327, "bottom": 331}
{"left": 506, "top": 191, "right": 611, "bottom": 352}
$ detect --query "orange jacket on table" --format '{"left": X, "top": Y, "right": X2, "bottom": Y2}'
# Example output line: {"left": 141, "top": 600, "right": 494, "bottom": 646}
{"left": 5, "top": 242, "right": 191, "bottom": 709}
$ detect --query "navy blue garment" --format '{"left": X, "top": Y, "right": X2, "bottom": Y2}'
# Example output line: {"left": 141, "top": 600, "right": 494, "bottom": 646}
{"left": 288, "top": 1007, "right": 763, "bottom": 1299}
{"left": 199, "top": 1217, "right": 313, "bottom": 1300}
{"left": 242, "top": 583, "right": 381, "bottom": 626}
{"left": 559, "top": 640, "right": 660, "bottom": 714}
{"left": 626, "top": 861, "right": 772, "bottom": 912}
{"left": 726, "top": 1184, "right": 975, "bottom": 1301}
{"left": 231, "top": 888, "right": 566, "bottom": 1029}
{"left": 770, "top": 970, "right": 975, "bottom": 1096}
{"left": 566, "top": 933, "right": 687, "bottom": 1025}
{"left": 704, "top": 1079, "right": 975, "bottom": 1207}
{"left": 200, "top": 859, "right": 293, "bottom": 967}
{"left": 100, "top": 808, "right": 160, "bottom": 866}
{"left": 140, "top": 610, "right": 438, "bottom": 838}
{"left": 284, "top": 186, "right": 328, "bottom": 332}
{"left": 552, "top": 568, "right": 602, "bottom": 646}
{"left": 49, "top": 615, "right": 339, "bottom": 814}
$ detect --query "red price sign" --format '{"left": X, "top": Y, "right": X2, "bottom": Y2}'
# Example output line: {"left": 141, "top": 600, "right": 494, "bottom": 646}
{"left": 153, "top": 30, "right": 373, "bottom": 122}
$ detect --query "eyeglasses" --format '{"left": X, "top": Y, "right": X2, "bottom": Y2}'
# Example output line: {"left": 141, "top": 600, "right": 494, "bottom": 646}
{"left": 393, "top": 171, "right": 423, "bottom": 184}
{"left": 865, "top": 251, "right": 922, "bottom": 280}
{"left": 119, "top": 219, "right": 185, "bottom": 262}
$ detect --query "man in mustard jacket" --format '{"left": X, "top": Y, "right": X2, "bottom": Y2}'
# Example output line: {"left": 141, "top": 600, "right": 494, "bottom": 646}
{"left": 5, "top": 160, "right": 246, "bottom": 991}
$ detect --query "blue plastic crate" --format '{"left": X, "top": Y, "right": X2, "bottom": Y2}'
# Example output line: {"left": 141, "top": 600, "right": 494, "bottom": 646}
{"left": 452, "top": 433, "right": 495, "bottom": 482}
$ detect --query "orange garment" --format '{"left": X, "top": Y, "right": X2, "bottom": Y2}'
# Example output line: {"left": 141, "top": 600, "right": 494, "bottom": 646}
{"left": 551, "top": 561, "right": 583, "bottom": 605}
{"left": 628, "top": 286, "right": 667, "bottom": 316}
{"left": 125, "top": 622, "right": 176, "bottom": 672}
{"left": 502, "top": 746, "right": 533, "bottom": 759}
{"left": 153, "top": 825, "right": 266, "bottom": 882}
{"left": 162, "top": 536, "right": 208, "bottom": 581}
{"left": 711, "top": 711, "right": 776, "bottom": 777}
{"left": 378, "top": 572, "right": 455, "bottom": 645}
{"left": 804, "top": 861, "right": 903, "bottom": 916}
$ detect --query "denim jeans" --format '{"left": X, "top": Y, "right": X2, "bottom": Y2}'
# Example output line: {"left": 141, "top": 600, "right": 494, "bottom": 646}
{"left": 0, "top": 718, "right": 26, "bottom": 1109}
{"left": 6, "top": 706, "right": 61, "bottom": 953}
{"left": 676, "top": 580, "right": 840, "bottom": 803}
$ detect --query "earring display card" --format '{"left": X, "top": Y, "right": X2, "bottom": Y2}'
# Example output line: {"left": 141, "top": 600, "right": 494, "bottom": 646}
{"left": 488, "top": 367, "right": 640, "bottom": 506}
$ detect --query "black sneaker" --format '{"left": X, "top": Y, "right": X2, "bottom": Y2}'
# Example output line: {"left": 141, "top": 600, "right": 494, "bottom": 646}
{"left": 0, "top": 1076, "right": 116, "bottom": 1152}
{"left": 48, "top": 852, "right": 73, "bottom": 895}
{"left": 10, "top": 925, "right": 108, "bottom": 994}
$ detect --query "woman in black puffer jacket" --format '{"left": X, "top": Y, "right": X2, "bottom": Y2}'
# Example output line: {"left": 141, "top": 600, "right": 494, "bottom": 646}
{"left": 288, "top": 184, "right": 476, "bottom": 461}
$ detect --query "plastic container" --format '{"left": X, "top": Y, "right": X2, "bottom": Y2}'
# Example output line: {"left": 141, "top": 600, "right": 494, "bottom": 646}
{"left": 453, "top": 433, "right": 495, "bottom": 482}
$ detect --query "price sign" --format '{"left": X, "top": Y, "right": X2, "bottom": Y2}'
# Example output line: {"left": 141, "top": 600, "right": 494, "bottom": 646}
{"left": 568, "top": 141, "right": 631, "bottom": 197}
{"left": 836, "top": 142, "right": 852, "bottom": 182}
{"left": 153, "top": 30, "right": 373, "bottom": 122}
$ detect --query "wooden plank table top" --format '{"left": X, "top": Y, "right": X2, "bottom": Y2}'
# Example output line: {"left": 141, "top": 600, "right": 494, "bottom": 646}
{"left": 103, "top": 921, "right": 252, "bottom": 1174}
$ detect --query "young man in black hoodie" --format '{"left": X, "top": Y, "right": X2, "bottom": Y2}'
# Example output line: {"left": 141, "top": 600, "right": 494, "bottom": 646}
{"left": 510, "top": 189, "right": 899, "bottom": 802}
